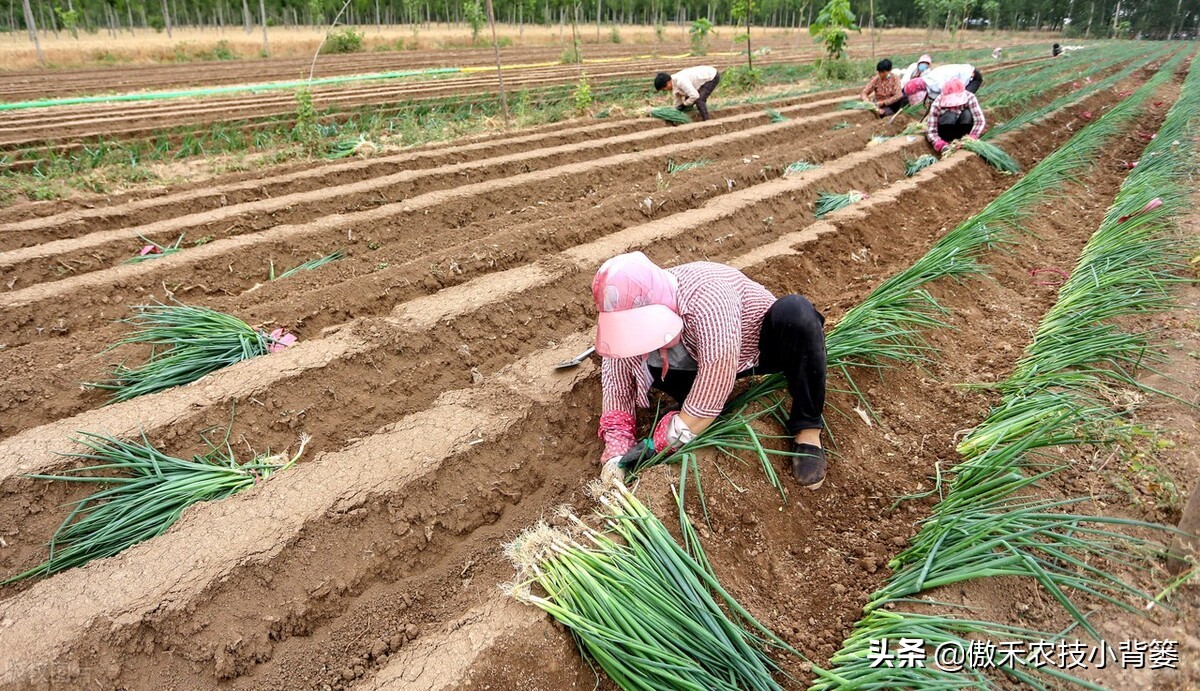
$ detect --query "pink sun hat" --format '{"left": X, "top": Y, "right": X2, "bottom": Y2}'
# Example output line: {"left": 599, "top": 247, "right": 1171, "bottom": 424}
{"left": 904, "top": 77, "right": 928, "bottom": 105}
{"left": 939, "top": 78, "right": 971, "bottom": 108}
{"left": 592, "top": 251, "right": 684, "bottom": 359}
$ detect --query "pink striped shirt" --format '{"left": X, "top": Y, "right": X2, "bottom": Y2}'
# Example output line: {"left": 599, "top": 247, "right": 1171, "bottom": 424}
{"left": 600, "top": 262, "right": 776, "bottom": 459}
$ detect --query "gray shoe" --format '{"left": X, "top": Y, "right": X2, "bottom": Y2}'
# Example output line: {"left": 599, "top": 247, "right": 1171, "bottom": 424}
{"left": 791, "top": 443, "right": 827, "bottom": 490}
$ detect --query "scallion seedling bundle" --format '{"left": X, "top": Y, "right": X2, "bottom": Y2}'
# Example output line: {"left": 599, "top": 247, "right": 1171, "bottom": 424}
{"left": 649, "top": 107, "right": 692, "bottom": 125}
{"left": 2, "top": 432, "right": 310, "bottom": 584}
{"left": 782, "top": 160, "right": 819, "bottom": 177}
{"left": 958, "top": 138, "right": 1021, "bottom": 174}
{"left": 270, "top": 249, "right": 346, "bottom": 281}
{"left": 838, "top": 100, "right": 878, "bottom": 111}
{"left": 126, "top": 234, "right": 184, "bottom": 264}
{"left": 904, "top": 154, "right": 937, "bottom": 177}
{"left": 764, "top": 108, "right": 788, "bottom": 123}
{"left": 506, "top": 483, "right": 798, "bottom": 690}
{"left": 92, "top": 303, "right": 295, "bottom": 403}
{"left": 814, "top": 190, "right": 865, "bottom": 218}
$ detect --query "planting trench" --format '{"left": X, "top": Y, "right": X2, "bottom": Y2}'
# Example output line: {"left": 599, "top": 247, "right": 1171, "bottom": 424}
{"left": 0, "top": 64, "right": 1170, "bottom": 688}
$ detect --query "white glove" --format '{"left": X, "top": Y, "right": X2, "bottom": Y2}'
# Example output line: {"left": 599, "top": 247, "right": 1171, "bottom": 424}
{"left": 664, "top": 412, "right": 695, "bottom": 447}
{"left": 601, "top": 457, "right": 626, "bottom": 485}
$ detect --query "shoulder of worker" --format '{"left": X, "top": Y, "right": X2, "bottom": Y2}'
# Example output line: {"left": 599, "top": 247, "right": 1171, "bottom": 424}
{"left": 675, "top": 65, "right": 718, "bottom": 80}
{"left": 668, "top": 262, "right": 772, "bottom": 301}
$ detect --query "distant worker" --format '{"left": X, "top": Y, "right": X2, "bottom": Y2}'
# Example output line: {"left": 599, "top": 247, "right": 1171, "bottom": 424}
{"left": 903, "top": 63, "right": 983, "bottom": 107}
{"left": 1053, "top": 43, "right": 1063, "bottom": 57}
{"left": 654, "top": 65, "right": 721, "bottom": 122}
{"left": 593, "top": 252, "right": 830, "bottom": 489}
{"left": 898, "top": 54, "right": 933, "bottom": 87}
{"left": 926, "top": 78, "right": 985, "bottom": 153}
{"left": 860, "top": 59, "right": 907, "bottom": 116}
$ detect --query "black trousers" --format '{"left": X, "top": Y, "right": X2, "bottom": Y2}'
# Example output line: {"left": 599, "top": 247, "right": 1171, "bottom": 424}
{"left": 937, "top": 107, "right": 975, "bottom": 144}
{"left": 649, "top": 295, "right": 827, "bottom": 434}
{"left": 693, "top": 72, "right": 721, "bottom": 121}
{"left": 965, "top": 69, "right": 983, "bottom": 94}
{"left": 878, "top": 94, "right": 907, "bottom": 115}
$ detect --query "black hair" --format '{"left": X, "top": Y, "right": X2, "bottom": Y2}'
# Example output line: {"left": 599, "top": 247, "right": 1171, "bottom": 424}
{"left": 876, "top": 59, "right": 892, "bottom": 72}
{"left": 653, "top": 72, "right": 671, "bottom": 91}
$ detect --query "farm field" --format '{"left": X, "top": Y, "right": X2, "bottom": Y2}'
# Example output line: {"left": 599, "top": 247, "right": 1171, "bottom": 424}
{"left": 0, "top": 28, "right": 1198, "bottom": 691}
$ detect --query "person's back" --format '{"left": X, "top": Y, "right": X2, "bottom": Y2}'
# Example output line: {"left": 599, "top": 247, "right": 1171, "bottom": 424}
{"left": 923, "top": 64, "right": 975, "bottom": 93}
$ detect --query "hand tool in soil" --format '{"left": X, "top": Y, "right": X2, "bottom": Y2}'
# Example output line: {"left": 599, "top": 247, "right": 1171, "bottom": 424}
{"left": 553, "top": 346, "right": 595, "bottom": 369}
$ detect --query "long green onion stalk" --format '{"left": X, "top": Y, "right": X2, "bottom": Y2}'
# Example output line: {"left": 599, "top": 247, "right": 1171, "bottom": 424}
{"left": 764, "top": 108, "right": 788, "bottom": 123}
{"left": 649, "top": 107, "right": 691, "bottom": 125}
{"left": 270, "top": 249, "right": 345, "bottom": 281}
{"left": 506, "top": 482, "right": 798, "bottom": 690}
{"left": 2, "top": 431, "right": 310, "bottom": 584}
{"left": 814, "top": 190, "right": 865, "bottom": 218}
{"left": 814, "top": 49, "right": 1196, "bottom": 689}
{"left": 957, "top": 138, "right": 1020, "bottom": 174}
{"left": 783, "top": 160, "right": 820, "bottom": 177}
{"left": 839, "top": 100, "right": 878, "bottom": 111}
{"left": 92, "top": 302, "right": 295, "bottom": 403}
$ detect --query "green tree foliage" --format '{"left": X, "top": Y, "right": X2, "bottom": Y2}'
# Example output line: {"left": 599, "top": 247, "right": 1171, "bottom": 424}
{"left": 810, "top": 0, "right": 860, "bottom": 61}
{"left": 688, "top": 17, "right": 713, "bottom": 56}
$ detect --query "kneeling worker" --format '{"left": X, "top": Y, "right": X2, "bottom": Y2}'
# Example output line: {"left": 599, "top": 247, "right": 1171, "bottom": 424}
{"left": 654, "top": 65, "right": 721, "bottom": 121}
{"left": 927, "top": 78, "right": 985, "bottom": 153}
{"left": 593, "top": 251, "right": 830, "bottom": 488}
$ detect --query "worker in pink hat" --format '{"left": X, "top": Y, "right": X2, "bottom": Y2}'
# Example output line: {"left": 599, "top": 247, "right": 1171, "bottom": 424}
{"left": 898, "top": 54, "right": 933, "bottom": 87}
{"left": 903, "top": 63, "right": 983, "bottom": 107}
{"left": 926, "top": 78, "right": 985, "bottom": 153}
{"left": 593, "top": 251, "right": 829, "bottom": 489}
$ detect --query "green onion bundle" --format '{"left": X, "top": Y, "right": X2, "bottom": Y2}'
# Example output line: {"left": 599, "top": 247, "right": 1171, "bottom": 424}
{"left": 92, "top": 303, "right": 288, "bottom": 403}
{"left": 125, "top": 234, "right": 184, "bottom": 264}
{"left": 782, "top": 160, "right": 819, "bottom": 177}
{"left": 764, "top": 108, "right": 788, "bottom": 123}
{"left": 2, "top": 432, "right": 309, "bottom": 584}
{"left": 649, "top": 107, "right": 692, "bottom": 125}
{"left": 814, "top": 190, "right": 865, "bottom": 218}
{"left": 838, "top": 100, "right": 878, "bottom": 111}
{"left": 270, "top": 249, "right": 346, "bottom": 281}
{"left": 666, "top": 158, "right": 713, "bottom": 174}
{"left": 904, "top": 153, "right": 937, "bottom": 177}
{"left": 506, "top": 483, "right": 797, "bottom": 690}
{"left": 958, "top": 137, "right": 1021, "bottom": 174}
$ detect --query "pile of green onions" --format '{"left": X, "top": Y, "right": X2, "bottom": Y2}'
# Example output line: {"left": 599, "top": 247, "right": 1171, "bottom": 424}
{"left": 2, "top": 431, "right": 309, "bottom": 584}
{"left": 649, "top": 106, "right": 692, "bottom": 125}
{"left": 814, "top": 190, "right": 865, "bottom": 218}
{"left": 92, "top": 302, "right": 292, "bottom": 403}
{"left": 958, "top": 138, "right": 1021, "bottom": 174}
{"left": 904, "top": 153, "right": 938, "bottom": 177}
{"left": 506, "top": 483, "right": 798, "bottom": 690}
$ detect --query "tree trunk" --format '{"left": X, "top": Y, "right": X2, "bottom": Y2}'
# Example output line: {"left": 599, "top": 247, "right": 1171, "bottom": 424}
{"left": 1168, "top": 0, "right": 1183, "bottom": 38}
{"left": 161, "top": 0, "right": 172, "bottom": 37}
{"left": 745, "top": 0, "right": 752, "bottom": 69}
{"left": 484, "top": 0, "right": 509, "bottom": 127}
{"left": 41, "top": 0, "right": 58, "bottom": 38}
{"left": 596, "top": 0, "right": 600, "bottom": 42}
{"left": 869, "top": 0, "right": 875, "bottom": 60}
{"left": 259, "top": 0, "right": 268, "bottom": 55}
{"left": 21, "top": 0, "right": 45, "bottom": 66}
{"left": 127, "top": 0, "right": 135, "bottom": 34}
{"left": 375, "top": 0, "right": 381, "bottom": 30}
{"left": 242, "top": 0, "right": 252, "bottom": 33}
{"left": 1110, "top": 0, "right": 1121, "bottom": 37}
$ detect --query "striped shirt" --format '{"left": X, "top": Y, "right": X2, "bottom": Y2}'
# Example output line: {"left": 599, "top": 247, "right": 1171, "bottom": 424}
{"left": 600, "top": 262, "right": 776, "bottom": 458}
{"left": 927, "top": 93, "right": 986, "bottom": 149}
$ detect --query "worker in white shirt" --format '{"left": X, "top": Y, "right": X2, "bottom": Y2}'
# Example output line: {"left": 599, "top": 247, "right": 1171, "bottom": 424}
{"left": 654, "top": 65, "right": 721, "bottom": 121}
{"left": 898, "top": 54, "right": 933, "bottom": 88}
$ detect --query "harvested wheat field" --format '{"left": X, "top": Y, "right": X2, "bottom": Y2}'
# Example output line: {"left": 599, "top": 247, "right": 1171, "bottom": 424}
{"left": 0, "top": 25, "right": 1198, "bottom": 691}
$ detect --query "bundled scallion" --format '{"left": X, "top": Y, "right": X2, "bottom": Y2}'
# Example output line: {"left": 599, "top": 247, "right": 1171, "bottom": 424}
{"left": 783, "top": 160, "right": 819, "bottom": 177}
{"left": 666, "top": 158, "right": 713, "bottom": 174}
{"left": 506, "top": 482, "right": 797, "bottom": 690}
{"left": 814, "top": 190, "right": 865, "bottom": 218}
{"left": 904, "top": 153, "right": 938, "bottom": 177}
{"left": 839, "top": 100, "right": 878, "bottom": 111}
{"left": 764, "top": 108, "right": 788, "bottom": 123}
{"left": 959, "top": 137, "right": 1021, "bottom": 173}
{"left": 2, "top": 432, "right": 309, "bottom": 584}
{"left": 92, "top": 302, "right": 296, "bottom": 403}
{"left": 126, "top": 234, "right": 184, "bottom": 264}
{"left": 649, "top": 106, "right": 692, "bottom": 125}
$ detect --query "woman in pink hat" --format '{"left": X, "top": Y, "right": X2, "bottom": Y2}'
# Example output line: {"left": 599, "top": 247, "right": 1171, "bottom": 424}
{"left": 592, "top": 251, "right": 829, "bottom": 489}
{"left": 925, "top": 78, "right": 985, "bottom": 153}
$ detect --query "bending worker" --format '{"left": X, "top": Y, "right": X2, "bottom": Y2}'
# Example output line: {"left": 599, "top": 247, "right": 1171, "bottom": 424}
{"left": 926, "top": 78, "right": 985, "bottom": 153}
{"left": 593, "top": 251, "right": 829, "bottom": 489}
{"left": 654, "top": 65, "right": 721, "bottom": 121}
{"left": 903, "top": 62, "right": 983, "bottom": 107}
